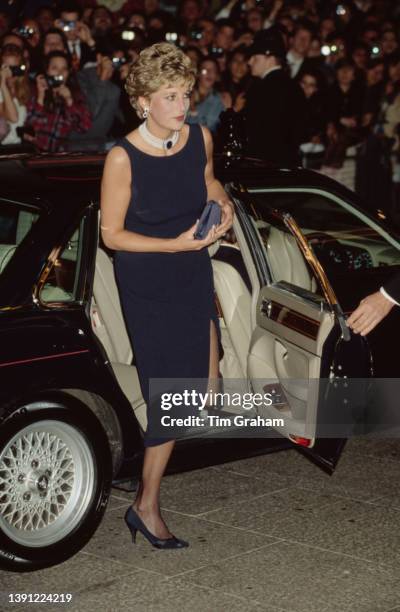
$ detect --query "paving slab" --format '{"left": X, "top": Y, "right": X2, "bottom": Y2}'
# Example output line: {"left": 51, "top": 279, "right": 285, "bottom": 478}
{"left": 212, "top": 447, "right": 400, "bottom": 503}
{"left": 82, "top": 504, "right": 280, "bottom": 577}
{"left": 65, "top": 576, "right": 280, "bottom": 612}
{"left": 0, "top": 551, "right": 150, "bottom": 610}
{"left": 112, "top": 465, "right": 294, "bottom": 516}
{"left": 179, "top": 540, "right": 400, "bottom": 612}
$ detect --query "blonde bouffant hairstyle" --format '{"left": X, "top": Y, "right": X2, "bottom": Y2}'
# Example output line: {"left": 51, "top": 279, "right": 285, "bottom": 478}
{"left": 125, "top": 43, "right": 197, "bottom": 119}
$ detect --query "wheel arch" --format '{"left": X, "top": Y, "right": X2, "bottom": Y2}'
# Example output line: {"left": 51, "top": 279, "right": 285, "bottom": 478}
{"left": 1, "top": 389, "right": 123, "bottom": 477}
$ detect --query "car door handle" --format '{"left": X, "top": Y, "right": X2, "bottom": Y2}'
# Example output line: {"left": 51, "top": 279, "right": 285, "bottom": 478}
{"left": 260, "top": 298, "right": 272, "bottom": 318}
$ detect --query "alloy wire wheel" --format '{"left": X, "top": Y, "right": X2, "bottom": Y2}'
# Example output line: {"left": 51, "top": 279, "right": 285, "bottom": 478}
{"left": 0, "top": 420, "right": 96, "bottom": 548}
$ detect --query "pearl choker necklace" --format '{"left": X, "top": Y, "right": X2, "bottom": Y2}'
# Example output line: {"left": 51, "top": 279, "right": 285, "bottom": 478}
{"left": 138, "top": 121, "right": 179, "bottom": 152}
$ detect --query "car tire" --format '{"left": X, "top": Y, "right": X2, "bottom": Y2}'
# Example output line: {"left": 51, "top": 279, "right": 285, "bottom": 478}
{"left": 0, "top": 402, "right": 112, "bottom": 572}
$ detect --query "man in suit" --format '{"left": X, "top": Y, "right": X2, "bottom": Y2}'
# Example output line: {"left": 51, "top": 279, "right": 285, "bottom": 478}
{"left": 286, "top": 23, "right": 320, "bottom": 82}
{"left": 347, "top": 277, "right": 400, "bottom": 336}
{"left": 243, "top": 27, "right": 306, "bottom": 166}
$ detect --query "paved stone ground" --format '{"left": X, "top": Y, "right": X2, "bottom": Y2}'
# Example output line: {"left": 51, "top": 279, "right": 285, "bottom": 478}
{"left": 2, "top": 437, "right": 400, "bottom": 612}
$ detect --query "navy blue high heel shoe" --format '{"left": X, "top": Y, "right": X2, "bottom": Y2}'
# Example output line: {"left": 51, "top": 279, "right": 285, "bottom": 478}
{"left": 124, "top": 506, "right": 189, "bottom": 549}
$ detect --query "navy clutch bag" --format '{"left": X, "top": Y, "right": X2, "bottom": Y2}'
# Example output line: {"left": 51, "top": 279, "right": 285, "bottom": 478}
{"left": 194, "top": 200, "right": 222, "bottom": 240}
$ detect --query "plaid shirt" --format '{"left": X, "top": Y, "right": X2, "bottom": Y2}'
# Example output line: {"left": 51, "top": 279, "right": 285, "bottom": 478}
{"left": 26, "top": 95, "right": 92, "bottom": 152}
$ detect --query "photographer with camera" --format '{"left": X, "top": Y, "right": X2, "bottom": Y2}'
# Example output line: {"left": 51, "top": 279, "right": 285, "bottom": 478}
{"left": 54, "top": 1, "right": 96, "bottom": 71}
{"left": 0, "top": 46, "right": 29, "bottom": 145}
{"left": 26, "top": 50, "right": 91, "bottom": 152}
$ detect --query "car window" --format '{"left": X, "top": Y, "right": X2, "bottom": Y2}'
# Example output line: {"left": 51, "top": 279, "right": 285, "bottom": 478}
{"left": 244, "top": 200, "right": 324, "bottom": 299}
{"left": 0, "top": 200, "right": 40, "bottom": 276}
{"left": 39, "top": 219, "right": 84, "bottom": 304}
{"left": 247, "top": 188, "right": 400, "bottom": 307}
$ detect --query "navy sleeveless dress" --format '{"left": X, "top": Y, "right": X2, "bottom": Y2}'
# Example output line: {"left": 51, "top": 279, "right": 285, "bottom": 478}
{"left": 113, "top": 123, "right": 223, "bottom": 446}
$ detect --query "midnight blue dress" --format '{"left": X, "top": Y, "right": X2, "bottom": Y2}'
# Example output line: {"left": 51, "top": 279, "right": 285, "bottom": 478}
{"left": 113, "top": 123, "right": 222, "bottom": 446}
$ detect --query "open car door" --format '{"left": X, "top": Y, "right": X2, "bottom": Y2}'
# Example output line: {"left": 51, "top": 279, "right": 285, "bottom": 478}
{"left": 242, "top": 206, "right": 370, "bottom": 473}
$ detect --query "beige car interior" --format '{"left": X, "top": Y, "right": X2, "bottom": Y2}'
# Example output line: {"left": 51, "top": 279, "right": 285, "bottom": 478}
{"left": 0, "top": 210, "right": 36, "bottom": 274}
{"left": 246, "top": 216, "right": 335, "bottom": 442}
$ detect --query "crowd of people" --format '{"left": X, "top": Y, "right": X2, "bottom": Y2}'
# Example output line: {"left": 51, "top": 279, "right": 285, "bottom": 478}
{"left": 0, "top": 0, "right": 400, "bottom": 178}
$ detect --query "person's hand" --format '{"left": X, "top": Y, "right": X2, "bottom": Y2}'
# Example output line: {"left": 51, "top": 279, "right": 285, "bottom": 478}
{"left": 36, "top": 74, "right": 48, "bottom": 104}
{"left": 216, "top": 197, "right": 234, "bottom": 237}
{"left": 326, "top": 122, "right": 338, "bottom": 142}
{"left": 347, "top": 291, "right": 395, "bottom": 336}
{"left": 271, "top": 0, "right": 284, "bottom": 14}
{"left": 97, "top": 55, "right": 113, "bottom": 81}
{"left": 119, "top": 62, "right": 130, "bottom": 80}
{"left": 385, "top": 81, "right": 394, "bottom": 96}
{"left": 233, "top": 91, "right": 246, "bottom": 112}
{"left": 220, "top": 91, "right": 232, "bottom": 109}
{"left": 362, "top": 112, "right": 373, "bottom": 127}
{"left": 54, "top": 18, "right": 65, "bottom": 31}
{"left": 0, "top": 64, "right": 11, "bottom": 88}
{"left": 0, "top": 116, "right": 10, "bottom": 142}
{"left": 340, "top": 117, "right": 357, "bottom": 129}
{"left": 173, "top": 220, "right": 220, "bottom": 252}
{"left": 232, "top": 32, "right": 253, "bottom": 48}
{"left": 55, "top": 84, "right": 73, "bottom": 106}
{"left": 76, "top": 21, "right": 95, "bottom": 47}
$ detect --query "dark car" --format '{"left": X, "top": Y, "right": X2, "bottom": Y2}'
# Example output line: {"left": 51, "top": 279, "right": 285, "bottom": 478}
{"left": 1, "top": 152, "right": 399, "bottom": 572}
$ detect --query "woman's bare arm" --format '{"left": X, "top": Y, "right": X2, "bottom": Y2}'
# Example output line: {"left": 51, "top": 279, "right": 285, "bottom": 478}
{"left": 201, "top": 126, "right": 234, "bottom": 236}
{"left": 100, "top": 146, "right": 218, "bottom": 252}
{"left": 0, "top": 73, "right": 18, "bottom": 123}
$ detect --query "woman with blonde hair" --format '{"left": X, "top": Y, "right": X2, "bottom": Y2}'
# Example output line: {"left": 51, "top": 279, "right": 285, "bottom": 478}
{"left": 0, "top": 46, "right": 30, "bottom": 145}
{"left": 100, "top": 42, "right": 233, "bottom": 549}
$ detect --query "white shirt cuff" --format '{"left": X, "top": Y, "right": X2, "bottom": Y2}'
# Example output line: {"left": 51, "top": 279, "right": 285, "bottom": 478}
{"left": 380, "top": 286, "right": 400, "bottom": 306}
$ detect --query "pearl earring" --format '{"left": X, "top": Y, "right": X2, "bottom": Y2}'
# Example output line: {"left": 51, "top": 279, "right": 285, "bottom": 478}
{"left": 143, "top": 107, "right": 149, "bottom": 119}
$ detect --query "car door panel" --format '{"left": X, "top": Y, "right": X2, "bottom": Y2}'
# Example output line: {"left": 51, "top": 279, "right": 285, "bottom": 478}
{"left": 248, "top": 283, "right": 335, "bottom": 439}
{"left": 232, "top": 199, "right": 362, "bottom": 472}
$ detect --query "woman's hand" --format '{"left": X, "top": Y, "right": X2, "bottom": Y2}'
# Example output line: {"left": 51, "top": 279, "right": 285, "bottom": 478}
{"left": 233, "top": 91, "right": 246, "bottom": 112}
{"left": 340, "top": 116, "right": 357, "bottom": 129}
{"left": 0, "top": 65, "right": 11, "bottom": 89}
{"left": 36, "top": 74, "right": 48, "bottom": 105}
{"left": 119, "top": 62, "right": 130, "bottom": 80}
{"left": 217, "top": 198, "right": 234, "bottom": 236}
{"left": 97, "top": 55, "right": 114, "bottom": 81}
{"left": 56, "top": 84, "right": 73, "bottom": 106}
{"left": 221, "top": 91, "right": 232, "bottom": 109}
{"left": 173, "top": 220, "right": 220, "bottom": 252}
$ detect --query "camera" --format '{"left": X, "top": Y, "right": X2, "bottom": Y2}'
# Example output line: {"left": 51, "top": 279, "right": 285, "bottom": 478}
{"left": 336, "top": 4, "right": 347, "bottom": 16}
{"left": 17, "top": 25, "right": 34, "bottom": 39}
{"left": 209, "top": 46, "right": 224, "bottom": 59}
{"left": 16, "top": 125, "right": 35, "bottom": 139}
{"left": 10, "top": 65, "right": 27, "bottom": 77}
{"left": 189, "top": 28, "right": 203, "bottom": 41}
{"left": 111, "top": 56, "right": 127, "bottom": 69}
{"left": 46, "top": 74, "right": 64, "bottom": 88}
{"left": 321, "top": 44, "right": 341, "bottom": 57}
{"left": 121, "top": 29, "right": 136, "bottom": 41}
{"left": 165, "top": 32, "right": 178, "bottom": 43}
{"left": 60, "top": 20, "right": 76, "bottom": 32}
{"left": 371, "top": 44, "right": 381, "bottom": 57}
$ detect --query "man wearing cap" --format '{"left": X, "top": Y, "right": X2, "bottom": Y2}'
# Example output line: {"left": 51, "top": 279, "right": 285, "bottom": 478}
{"left": 243, "top": 27, "right": 306, "bottom": 166}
